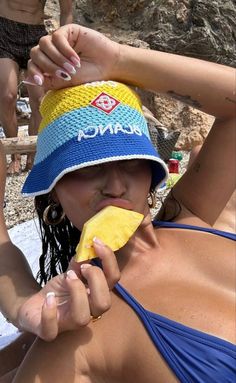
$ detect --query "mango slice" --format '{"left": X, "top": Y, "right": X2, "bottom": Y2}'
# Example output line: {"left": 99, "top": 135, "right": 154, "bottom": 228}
{"left": 75, "top": 206, "right": 144, "bottom": 262}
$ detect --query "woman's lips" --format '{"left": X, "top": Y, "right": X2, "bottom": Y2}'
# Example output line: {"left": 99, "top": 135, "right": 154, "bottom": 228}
{"left": 96, "top": 198, "right": 134, "bottom": 212}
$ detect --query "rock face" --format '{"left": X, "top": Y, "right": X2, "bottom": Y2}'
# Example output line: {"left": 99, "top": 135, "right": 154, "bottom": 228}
{"left": 74, "top": 0, "right": 235, "bottom": 149}
{"left": 76, "top": 0, "right": 236, "bottom": 67}
{"left": 150, "top": 95, "right": 214, "bottom": 151}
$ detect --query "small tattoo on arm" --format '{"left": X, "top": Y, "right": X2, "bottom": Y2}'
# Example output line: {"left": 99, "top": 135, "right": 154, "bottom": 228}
{"left": 167, "top": 91, "right": 202, "bottom": 109}
{"left": 193, "top": 162, "right": 201, "bottom": 173}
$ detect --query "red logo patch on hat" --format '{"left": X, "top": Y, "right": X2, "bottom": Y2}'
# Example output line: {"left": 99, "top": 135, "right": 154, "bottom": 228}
{"left": 90, "top": 92, "right": 120, "bottom": 114}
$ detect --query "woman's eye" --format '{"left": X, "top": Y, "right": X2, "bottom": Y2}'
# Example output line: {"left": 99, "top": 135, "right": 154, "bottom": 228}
{"left": 77, "top": 165, "right": 102, "bottom": 176}
{"left": 120, "top": 160, "right": 142, "bottom": 170}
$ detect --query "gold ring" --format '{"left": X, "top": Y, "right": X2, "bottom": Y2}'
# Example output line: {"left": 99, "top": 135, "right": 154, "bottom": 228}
{"left": 90, "top": 315, "right": 102, "bottom": 322}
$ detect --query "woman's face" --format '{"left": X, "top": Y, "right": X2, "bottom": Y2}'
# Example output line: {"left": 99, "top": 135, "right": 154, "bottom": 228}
{"left": 53, "top": 159, "right": 152, "bottom": 231}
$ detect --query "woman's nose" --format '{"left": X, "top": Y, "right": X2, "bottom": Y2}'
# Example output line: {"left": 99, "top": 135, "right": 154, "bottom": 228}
{"left": 101, "top": 165, "right": 127, "bottom": 197}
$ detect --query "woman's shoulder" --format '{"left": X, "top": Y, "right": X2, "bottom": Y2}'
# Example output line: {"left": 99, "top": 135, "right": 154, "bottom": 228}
{"left": 155, "top": 188, "right": 236, "bottom": 239}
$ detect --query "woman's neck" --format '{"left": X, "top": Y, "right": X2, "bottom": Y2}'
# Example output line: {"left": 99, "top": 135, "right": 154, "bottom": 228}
{"left": 116, "top": 214, "right": 160, "bottom": 271}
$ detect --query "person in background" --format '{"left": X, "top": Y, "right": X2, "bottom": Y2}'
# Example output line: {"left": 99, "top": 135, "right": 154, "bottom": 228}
{"left": 11, "top": 24, "right": 236, "bottom": 382}
{"left": 0, "top": 0, "right": 73, "bottom": 174}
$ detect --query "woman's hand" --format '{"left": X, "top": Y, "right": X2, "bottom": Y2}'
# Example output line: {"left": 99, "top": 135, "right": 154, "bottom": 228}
{"left": 17, "top": 240, "right": 120, "bottom": 341}
{"left": 26, "top": 24, "right": 120, "bottom": 90}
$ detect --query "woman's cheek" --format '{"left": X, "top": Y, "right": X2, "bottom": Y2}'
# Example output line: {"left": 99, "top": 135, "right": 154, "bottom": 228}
{"left": 63, "top": 207, "right": 85, "bottom": 231}
{"left": 60, "top": 196, "right": 95, "bottom": 231}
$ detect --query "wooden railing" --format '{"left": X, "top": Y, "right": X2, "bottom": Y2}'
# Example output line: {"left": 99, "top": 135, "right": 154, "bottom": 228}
{"left": 1, "top": 136, "right": 37, "bottom": 155}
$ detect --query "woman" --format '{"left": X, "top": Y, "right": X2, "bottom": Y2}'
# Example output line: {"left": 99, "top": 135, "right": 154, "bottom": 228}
{"left": 13, "top": 25, "right": 235, "bottom": 382}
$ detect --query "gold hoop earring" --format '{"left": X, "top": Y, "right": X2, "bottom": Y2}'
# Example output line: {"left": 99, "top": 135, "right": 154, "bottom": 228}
{"left": 43, "top": 203, "right": 66, "bottom": 226}
{"left": 148, "top": 191, "right": 157, "bottom": 209}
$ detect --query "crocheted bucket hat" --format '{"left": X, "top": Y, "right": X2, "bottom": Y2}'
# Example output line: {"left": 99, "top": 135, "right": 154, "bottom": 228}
{"left": 22, "top": 81, "right": 168, "bottom": 197}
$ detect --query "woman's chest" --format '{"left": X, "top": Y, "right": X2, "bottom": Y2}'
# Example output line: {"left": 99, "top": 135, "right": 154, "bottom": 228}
{"left": 97, "top": 279, "right": 235, "bottom": 383}
{"left": 118, "top": 231, "right": 236, "bottom": 342}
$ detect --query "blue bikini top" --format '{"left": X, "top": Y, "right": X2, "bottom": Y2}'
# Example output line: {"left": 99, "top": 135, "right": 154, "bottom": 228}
{"left": 115, "top": 221, "right": 236, "bottom": 383}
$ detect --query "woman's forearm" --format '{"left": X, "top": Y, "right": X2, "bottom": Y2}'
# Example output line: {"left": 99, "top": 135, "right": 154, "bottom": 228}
{"left": 112, "top": 45, "right": 235, "bottom": 119}
{"left": 0, "top": 142, "right": 40, "bottom": 327}
{"left": 26, "top": 23, "right": 235, "bottom": 119}
{"left": 0, "top": 239, "right": 40, "bottom": 326}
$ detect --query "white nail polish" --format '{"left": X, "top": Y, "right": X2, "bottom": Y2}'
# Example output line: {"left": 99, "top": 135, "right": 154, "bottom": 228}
{"left": 66, "top": 270, "right": 77, "bottom": 280}
{"left": 46, "top": 291, "right": 55, "bottom": 307}
{"left": 33, "top": 75, "right": 43, "bottom": 86}
{"left": 22, "top": 80, "right": 38, "bottom": 86}
{"left": 55, "top": 69, "right": 72, "bottom": 81}
{"left": 93, "top": 236, "right": 105, "bottom": 246}
{"left": 46, "top": 291, "right": 55, "bottom": 298}
{"left": 70, "top": 56, "right": 81, "bottom": 69}
{"left": 63, "top": 62, "right": 76, "bottom": 75}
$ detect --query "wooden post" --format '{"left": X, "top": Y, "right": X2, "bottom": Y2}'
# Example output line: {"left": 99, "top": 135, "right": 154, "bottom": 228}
{"left": 0, "top": 136, "right": 37, "bottom": 155}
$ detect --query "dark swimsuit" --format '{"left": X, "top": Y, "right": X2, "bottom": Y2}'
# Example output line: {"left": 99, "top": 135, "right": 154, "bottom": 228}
{"left": 114, "top": 222, "right": 236, "bottom": 382}
{"left": 0, "top": 16, "right": 47, "bottom": 69}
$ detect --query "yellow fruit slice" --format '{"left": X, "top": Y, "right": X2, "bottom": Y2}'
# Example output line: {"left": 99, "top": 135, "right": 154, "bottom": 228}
{"left": 75, "top": 206, "right": 144, "bottom": 262}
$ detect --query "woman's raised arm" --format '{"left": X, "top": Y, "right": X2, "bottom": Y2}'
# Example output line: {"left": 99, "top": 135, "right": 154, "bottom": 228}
{"left": 27, "top": 23, "right": 235, "bottom": 224}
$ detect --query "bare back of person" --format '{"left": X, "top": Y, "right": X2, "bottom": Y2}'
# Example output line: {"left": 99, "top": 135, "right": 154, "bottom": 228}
{"left": 0, "top": 0, "right": 47, "bottom": 25}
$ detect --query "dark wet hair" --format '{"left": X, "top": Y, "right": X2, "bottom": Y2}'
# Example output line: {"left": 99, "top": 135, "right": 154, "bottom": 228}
{"left": 34, "top": 193, "right": 81, "bottom": 285}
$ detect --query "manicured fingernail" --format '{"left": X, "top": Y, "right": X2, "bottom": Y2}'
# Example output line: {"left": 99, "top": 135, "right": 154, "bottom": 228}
{"left": 55, "top": 69, "right": 72, "bottom": 81}
{"left": 93, "top": 237, "right": 105, "bottom": 247}
{"left": 46, "top": 291, "right": 56, "bottom": 307}
{"left": 22, "top": 80, "right": 38, "bottom": 86}
{"left": 70, "top": 56, "right": 81, "bottom": 68}
{"left": 80, "top": 263, "right": 92, "bottom": 270}
{"left": 33, "top": 74, "right": 43, "bottom": 86}
{"left": 66, "top": 270, "right": 77, "bottom": 280}
{"left": 63, "top": 62, "right": 76, "bottom": 75}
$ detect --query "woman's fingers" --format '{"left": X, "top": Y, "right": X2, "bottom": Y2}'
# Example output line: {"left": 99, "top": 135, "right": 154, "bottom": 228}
{"left": 30, "top": 47, "right": 73, "bottom": 82}
{"left": 40, "top": 240, "right": 121, "bottom": 333}
{"left": 35, "top": 34, "right": 80, "bottom": 76}
{"left": 31, "top": 26, "right": 81, "bottom": 78}
{"left": 67, "top": 246, "right": 120, "bottom": 319}
{"left": 80, "top": 264, "right": 111, "bottom": 318}
{"left": 26, "top": 59, "right": 44, "bottom": 84}
{"left": 65, "top": 270, "right": 91, "bottom": 327}
{"left": 49, "top": 25, "right": 82, "bottom": 64}
{"left": 26, "top": 23, "right": 120, "bottom": 90}
{"left": 67, "top": 257, "right": 83, "bottom": 277}
{"left": 40, "top": 292, "right": 58, "bottom": 341}
{"left": 78, "top": 239, "right": 122, "bottom": 318}
{"left": 27, "top": 37, "right": 79, "bottom": 88}
{"left": 26, "top": 58, "right": 73, "bottom": 90}
{"left": 93, "top": 238, "right": 121, "bottom": 289}
{"left": 68, "top": 241, "right": 121, "bottom": 290}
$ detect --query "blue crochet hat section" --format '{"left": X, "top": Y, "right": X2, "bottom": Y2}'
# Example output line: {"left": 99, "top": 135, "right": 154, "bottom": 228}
{"left": 33, "top": 105, "right": 149, "bottom": 165}
{"left": 22, "top": 81, "right": 168, "bottom": 196}
{"left": 22, "top": 132, "right": 167, "bottom": 196}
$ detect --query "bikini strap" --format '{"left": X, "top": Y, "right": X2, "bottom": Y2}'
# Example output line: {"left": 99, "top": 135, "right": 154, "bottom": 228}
{"left": 153, "top": 220, "right": 236, "bottom": 241}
